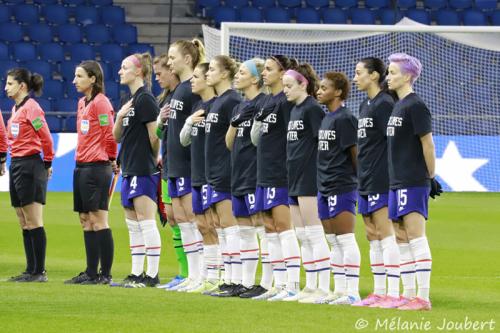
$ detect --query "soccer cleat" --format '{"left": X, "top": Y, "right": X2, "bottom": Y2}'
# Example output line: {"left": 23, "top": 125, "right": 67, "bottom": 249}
{"left": 253, "top": 287, "right": 280, "bottom": 300}
{"left": 157, "top": 275, "right": 185, "bottom": 289}
{"left": 97, "top": 274, "right": 112, "bottom": 285}
{"left": 329, "top": 294, "right": 361, "bottom": 305}
{"left": 314, "top": 292, "right": 345, "bottom": 304}
{"left": 139, "top": 275, "right": 160, "bottom": 288}
{"left": 64, "top": 272, "right": 96, "bottom": 284}
{"left": 212, "top": 284, "right": 248, "bottom": 297}
{"left": 206, "top": 283, "right": 233, "bottom": 296}
{"left": 352, "top": 293, "right": 384, "bottom": 307}
{"left": 370, "top": 295, "right": 411, "bottom": 309}
{"left": 18, "top": 271, "right": 48, "bottom": 283}
{"left": 298, "top": 289, "right": 329, "bottom": 304}
{"left": 110, "top": 273, "right": 144, "bottom": 287}
{"left": 397, "top": 297, "right": 431, "bottom": 311}
{"left": 268, "top": 288, "right": 297, "bottom": 302}
{"left": 177, "top": 279, "right": 202, "bottom": 292}
{"left": 239, "top": 285, "right": 267, "bottom": 299}
{"left": 187, "top": 280, "right": 219, "bottom": 294}
{"left": 8, "top": 271, "right": 31, "bottom": 282}
{"left": 289, "top": 287, "right": 316, "bottom": 302}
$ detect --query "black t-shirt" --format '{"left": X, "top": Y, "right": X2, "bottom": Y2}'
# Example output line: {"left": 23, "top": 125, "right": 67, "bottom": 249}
{"left": 286, "top": 96, "right": 325, "bottom": 196}
{"left": 118, "top": 86, "right": 159, "bottom": 177}
{"left": 257, "top": 92, "right": 293, "bottom": 188}
{"left": 231, "top": 93, "right": 266, "bottom": 196}
{"left": 357, "top": 92, "right": 394, "bottom": 195}
{"left": 190, "top": 98, "right": 214, "bottom": 187}
{"left": 166, "top": 80, "right": 200, "bottom": 178}
{"left": 387, "top": 93, "right": 432, "bottom": 189}
{"left": 317, "top": 106, "right": 357, "bottom": 196}
{"left": 205, "top": 89, "right": 242, "bottom": 192}
{"left": 159, "top": 92, "right": 174, "bottom": 180}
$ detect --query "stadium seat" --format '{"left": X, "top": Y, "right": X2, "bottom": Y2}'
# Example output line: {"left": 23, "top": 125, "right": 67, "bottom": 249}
{"left": 104, "top": 80, "right": 119, "bottom": 100}
{"left": 13, "top": 4, "right": 39, "bottom": 25}
{"left": 0, "top": 23, "right": 24, "bottom": 42}
{"left": 68, "top": 43, "right": 96, "bottom": 62}
{"left": 296, "top": 8, "right": 321, "bottom": 23}
{"left": 111, "top": 24, "right": 137, "bottom": 44}
{"left": 110, "top": 61, "right": 122, "bottom": 81}
{"left": 75, "top": 6, "right": 99, "bottom": 26}
{"left": 65, "top": 81, "right": 80, "bottom": 99}
{"left": 253, "top": 0, "right": 276, "bottom": 8}
{"left": 475, "top": 0, "right": 497, "bottom": 12}
{"left": 0, "top": 60, "right": 17, "bottom": 77}
{"left": 278, "top": 0, "right": 302, "bottom": 8}
{"left": 90, "top": 0, "right": 113, "bottom": 6}
{"left": 265, "top": 7, "right": 290, "bottom": 22}
{"left": 306, "top": 0, "right": 330, "bottom": 8}
{"left": 0, "top": 43, "right": 8, "bottom": 60}
{"left": 26, "top": 24, "right": 54, "bottom": 44}
{"left": 99, "top": 44, "right": 124, "bottom": 63}
{"left": 59, "top": 61, "right": 79, "bottom": 81}
{"left": 43, "top": 80, "right": 64, "bottom": 100}
{"left": 0, "top": 5, "right": 12, "bottom": 24}
{"left": 397, "top": 0, "right": 417, "bottom": 9}
{"left": 85, "top": 24, "right": 111, "bottom": 44}
{"left": 239, "top": 6, "right": 263, "bottom": 22}
{"left": 212, "top": 6, "right": 238, "bottom": 27}
{"left": 197, "top": 0, "right": 221, "bottom": 17}
{"left": 100, "top": 6, "right": 126, "bottom": 26}
{"left": 335, "top": 0, "right": 358, "bottom": 9}
{"left": 39, "top": 43, "right": 65, "bottom": 63}
{"left": 127, "top": 43, "right": 154, "bottom": 55}
{"left": 322, "top": 8, "right": 348, "bottom": 23}
{"left": 436, "top": 9, "right": 461, "bottom": 25}
{"left": 53, "top": 98, "right": 78, "bottom": 112}
{"left": 45, "top": 115, "right": 63, "bottom": 132}
{"left": 34, "top": 0, "right": 59, "bottom": 4}
{"left": 25, "top": 60, "right": 52, "bottom": 79}
{"left": 99, "top": 62, "right": 111, "bottom": 80}
{"left": 12, "top": 43, "right": 37, "bottom": 62}
{"left": 225, "top": 0, "right": 249, "bottom": 9}
{"left": 62, "top": 0, "right": 86, "bottom": 6}
{"left": 3, "top": 0, "right": 25, "bottom": 3}
{"left": 449, "top": 0, "right": 473, "bottom": 9}
{"left": 365, "top": 0, "right": 390, "bottom": 9}
{"left": 42, "top": 5, "right": 69, "bottom": 25}
{"left": 406, "top": 9, "right": 431, "bottom": 24}
{"left": 64, "top": 115, "right": 77, "bottom": 132}
{"left": 379, "top": 8, "right": 403, "bottom": 24}
{"left": 351, "top": 8, "right": 376, "bottom": 24}
{"left": 492, "top": 10, "right": 500, "bottom": 25}
{"left": 34, "top": 98, "right": 52, "bottom": 112}
{"left": 462, "top": 9, "right": 488, "bottom": 25}
{"left": 423, "top": 0, "right": 447, "bottom": 10}
{"left": 0, "top": 98, "right": 14, "bottom": 112}
{"left": 57, "top": 24, "right": 83, "bottom": 44}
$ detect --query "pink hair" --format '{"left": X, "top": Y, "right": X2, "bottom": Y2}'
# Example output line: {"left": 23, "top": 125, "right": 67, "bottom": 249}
{"left": 388, "top": 53, "right": 422, "bottom": 84}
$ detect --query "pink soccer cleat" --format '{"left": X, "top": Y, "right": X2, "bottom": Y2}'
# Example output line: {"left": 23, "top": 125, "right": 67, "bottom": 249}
{"left": 375, "top": 295, "right": 412, "bottom": 309}
{"left": 398, "top": 297, "right": 432, "bottom": 311}
{"left": 352, "top": 293, "right": 384, "bottom": 307}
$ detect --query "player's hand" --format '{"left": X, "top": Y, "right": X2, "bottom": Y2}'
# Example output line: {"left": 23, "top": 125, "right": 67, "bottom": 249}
{"left": 231, "top": 104, "right": 255, "bottom": 127}
{"left": 254, "top": 103, "right": 275, "bottom": 121}
{"left": 160, "top": 104, "right": 171, "bottom": 123}
{"left": 47, "top": 167, "right": 53, "bottom": 179}
{"left": 191, "top": 110, "right": 205, "bottom": 124}
{"left": 117, "top": 100, "right": 133, "bottom": 119}
{"left": 111, "top": 160, "right": 120, "bottom": 174}
{"left": 156, "top": 156, "right": 163, "bottom": 169}
{"left": 430, "top": 178, "right": 443, "bottom": 199}
{"left": 0, "top": 162, "right": 5, "bottom": 176}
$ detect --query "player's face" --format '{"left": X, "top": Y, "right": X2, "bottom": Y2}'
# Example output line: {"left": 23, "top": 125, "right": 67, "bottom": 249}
{"left": 206, "top": 60, "right": 224, "bottom": 87}
{"left": 191, "top": 67, "right": 208, "bottom": 94}
{"left": 4, "top": 76, "right": 23, "bottom": 99}
{"left": 154, "top": 63, "right": 168, "bottom": 89}
{"left": 387, "top": 62, "right": 408, "bottom": 91}
{"left": 262, "top": 59, "right": 282, "bottom": 87}
{"left": 73, "top": 67, "right": 95, "bottom": 94}
{"left": 167, "top": 46, "right": 186, "bottom": 75}
{"left": 316, "top": 79, "right": 337, "bottom": 105}
{"left": 353, "top": 62, "right": 372, "bottom": 92}
{"left": 234, "top": 64, "right": 254, "bottom": 90}
{"left": 118, "top": 59, "right": 138, "bottom": 86}
{"left": 283, "top": 74, "right": 305, "bottom": 103}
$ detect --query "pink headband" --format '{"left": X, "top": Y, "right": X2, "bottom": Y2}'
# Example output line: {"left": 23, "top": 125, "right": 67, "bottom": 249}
{"left": 285, "top": 69, "right": 308, "bottom": 86}
{"left": 125, "top": 55, "right": 142, "bottom": 68}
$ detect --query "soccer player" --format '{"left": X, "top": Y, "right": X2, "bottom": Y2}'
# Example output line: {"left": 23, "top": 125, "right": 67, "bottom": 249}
{"left": 153, "top": 53, "right": 188, "bottom": 290}
{"left": 164, "top": 39, "right": 205, "bottom": 291}
{"left": 386, "top": 53, "right": 442, "bottom": 310}
{"left": 113, "top": 53, "right": 162, "bottom": 287}
{"left": 282, "top": 63, "right": 330, "bottom": 302}
{"left": 179, "top": 62, "right": 218, "bottom": 293}
{"left": 223, "top": 58, "right": 266, "bottom": 297}
{"left": 315, "top": 72, "right": 360, "bottom": 305}
{"left": 204, "top": 55, "right": 242, "bottom": 295}
{"left": 65, "top": 61, "right": 118, "bottom": 285}
{"left": 250, "top": 55, "right": 301, "bottom": 300}
{"left": 4, "top": 68, "right": 54, "bottom": 282}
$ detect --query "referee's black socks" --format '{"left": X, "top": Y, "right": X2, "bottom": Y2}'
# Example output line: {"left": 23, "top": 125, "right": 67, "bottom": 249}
{"left": 30, "top": 227, "right": 47, "bottom": 274}
{"left": 96, "top": 229, "right": 114, "bottom": 277}
{"left": 22, "top": 229, "right": 35, "bottom": 274}
{"left": 84, "top": 231, "right": 99, "bottom": 278}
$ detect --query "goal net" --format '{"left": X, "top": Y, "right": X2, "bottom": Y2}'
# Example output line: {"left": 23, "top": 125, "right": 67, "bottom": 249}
{"left": 203, "top": 19, "right": 500, "bottom": 192}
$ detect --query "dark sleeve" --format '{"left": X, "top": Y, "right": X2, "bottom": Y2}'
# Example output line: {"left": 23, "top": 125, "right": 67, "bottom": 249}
{"left": 338, "top": 115, "right": 358, "bottom": 151}
{"left": 308, "top": 105, "right": 325, "bottom": 139}
{"left": 222, "top": 96, "right": 242, "bottom": 124}
{"left": 410, "top": 101, "right": 432, "bottom": 137}
{"left": 375, "top": 100, "right": 393, "bottom": 136}
{"left": 281, "top": 100, "right": 293, "bottom": 125}
{"left": 137, "top": 94, "right": 160, "bottom": 124}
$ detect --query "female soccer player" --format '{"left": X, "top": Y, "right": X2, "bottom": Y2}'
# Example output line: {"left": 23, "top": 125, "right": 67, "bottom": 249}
{"left": 5, "top": 68, "right": 54, "bottom": 282}
{"left": 113, "top": 53, "right": 162, "bottom": 287}
{"left": 250, "top": 55, "right": 301, "bottom": 301}
{"left": 179, "top": 62, "right": 218, "bottom": 293}
{"left": 282, "top": 63, "right": 330, "bottom": 302}
{"left": 205, "top": 55, "right": 242, "bottom": 296}
{"left": 315, "top": 72, "right": 360, "bottom": 305}
{"left": 65, "top": 60, "right": 118, "bottom": 285}
{"left": 224, "top": 58, "right": 266, "bottom": 297}
{"left": 153, "top": 53, "right": 188, "bottom": 290}
{"left": 386, "top": 53, "right": 442, "bottom": 310}
{"left": 164, "top": 39, "right": 205, "bottom": 292}
{"left": 351, "top": 57, "right": 402, "bottom": 307}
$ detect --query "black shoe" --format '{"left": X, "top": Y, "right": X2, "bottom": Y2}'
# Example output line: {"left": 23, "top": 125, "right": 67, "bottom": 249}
{"left": 239, "top": 285, "right": 267, "bottom": 299}
{"left": 216, "top": 284, "right": 248, "bottom": 297}
{"left": 65, "top": 272, "right": 96, "bottom": 284}
{"left": 8, "top": 271, "right": 31, "bottom": 282}
{"left": 97, "top": 274, "right": 112, "bottom": 285}
{"left": 141, "top": 275, "right": 160, "bottom": 287}
{"left": 18, "top": 271, "right": 48, "bottom": 283}
{"left": 109, "top": 273, "right": 144, "bottom": 287}
{"left": 209, "top": 283, "right": 234, "bottom": 296}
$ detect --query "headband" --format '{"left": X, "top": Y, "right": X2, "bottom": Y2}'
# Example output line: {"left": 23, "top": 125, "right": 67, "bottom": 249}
{"left": 125, "top": 55, "right": 142, "bottom": 68}
{"left": 285, "top": 69, "right": 308, "bottom": 86}
{"left": 269, "top": 56, "right": 285, "bottom": 70}
{"left": 243, "top": 60, "right": 260, "bottom": 80}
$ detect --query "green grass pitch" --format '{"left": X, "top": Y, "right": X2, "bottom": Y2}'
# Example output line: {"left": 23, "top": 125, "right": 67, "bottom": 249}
{"left": 0, "top": 192, "right": 499, "bottom": 333}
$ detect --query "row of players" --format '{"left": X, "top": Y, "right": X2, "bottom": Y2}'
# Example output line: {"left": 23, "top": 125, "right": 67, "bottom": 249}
{"left": 0, "top": 38, "right": 442, "bottom": 311}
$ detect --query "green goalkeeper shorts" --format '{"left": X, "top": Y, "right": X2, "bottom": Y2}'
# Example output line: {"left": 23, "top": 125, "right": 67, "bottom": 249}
{"left": 161, "top": 179, "right": 172, "bottom": 204}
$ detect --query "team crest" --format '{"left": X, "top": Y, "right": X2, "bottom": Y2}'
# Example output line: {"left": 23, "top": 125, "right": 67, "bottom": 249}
{"left": 80, "top": 119, "right": 90, "bottom": 134}
{"left": 11, "top": 123, "right": 19, "bottom": 138}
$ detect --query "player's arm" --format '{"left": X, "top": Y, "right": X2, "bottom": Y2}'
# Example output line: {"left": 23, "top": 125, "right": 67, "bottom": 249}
{"left": 146, "top": 120, "right": 160, "bottom": 158}
{"left": 250, "top": 120, "right": 262, "bottom": 146}
{"left": 420, "top": 132, "right": 435, "bottom": 178}
{"left": 225, "top": 126, "right": 237, "bottom": 151}
{"left": 113, "top": 100, "right": 132, "bottom": 142}
{"left": 349, "top": 145, "right": 357, "bottom": 173}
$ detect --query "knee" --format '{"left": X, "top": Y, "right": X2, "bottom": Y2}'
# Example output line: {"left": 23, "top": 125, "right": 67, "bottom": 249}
{"left": 196, "top": 221, "right": 210, "bottom": 236}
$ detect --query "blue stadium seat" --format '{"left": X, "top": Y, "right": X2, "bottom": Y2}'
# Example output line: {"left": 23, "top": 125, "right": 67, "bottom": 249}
{"left": 0, "top": 43, "right": 8, "bottom": 60}
{"left": 64, "top": 115, "right": 77, "bottom": 132}
{"left": 127, "top": 43, "right": 154, "bottom": 55}
{"left": 296, "top": 8, "right": 321, "bottom": 23}
{"left": 65, "top": 81, "right": 80, "bottom": 99}
{"left": 89, "top": 0, "right": 113, "bottom": 6}
{"left": 365, "top": 0, "right": 390, "bottom": 9}
{"left": 99, "top": 62, "right": 111, "bottom": 80}
{"left": 379, "top": 8, "right": 403, "bottom": 24}
{"left": 110, "top": 61, "right": 122, "bottom": 81}
{"left": 423, "top": 0, "right": 447, "bottom": 10}
{"left": 104, "top": 80, "right": 119, "bottom": 100}
{"left": 475, "top": 0, "right": 497, "bottom": 12}
{"left": 26, "top": 24, "right": 54, "bottom": 44}
{"left": 12, "top": 42, "right": 37, "bottom": 62}
{"left": 43, "top": 80, "right": 64, "bottom": 100}
{"left": 253, "top": 0, "right": 276, "bottom": 8}
{"left": 42, "top": 5, "right": 69, "bottom": 25}
{"left": 406, "top": 9, "right": 431, "bottom": 24}
{"left": 25, "top": 60, "right": 52, "bottom": 79}
{"left": 39, "top": 43, "right": 65, "bottom": 63}
{"left": 46, "top": 115, "right": 63, "bottom": 132}
{"left": 13, "top": 4, "right": 39, "bottom": 25}
{"left": 0, "top": 23, "right": 24, "bottom": 42}
{"left": 69, "top": 43, "right": 96, "bottom": 62}
{"left": 492, "top": 11, "right": 500, "bottom": 25}
{"left": 197, "top": 0, "right": 221, "bottom": 17}
{"left": 111, "top": 24, "right": 137, "bottom": 44}
{"left": 34, "top": 98, "right": 52, "bottom": 111}
{"left": 306, "top": 0, "right": 330, "bottom": 8}
{"left": 75, "top": 6, "right": 99, "bottom": 26}
{"left": 57, "top": 24, "right": 83, "bottom": 44}
{"left": 239, "top": 6, "right": 263, "bottom": 22}
{"left": 0, "top": 5, "right": 12, "bottom": 23}
{"left": 0, "top": 60, "right": 17, "bottom": 77}
{"left": 0, "top": 98, "right": 14, "bottom": 112}
{"left": 53, "top": 98, "right": 78, "bottom": 112}
{"left": 34, "top": 0, "right": 59, "bottom": 4}
{"left": 99, "top": 44, "right": 124, "bottom": 63}
{"left": 462, "top": 9, "right": 488, "bottom": 25}
{"left": 278, "top": 0, "right": 302, "bottom": 8}
{"left": 436, "top": 9, "right": 461, "bottom": 25}
{"left": 351, "top": 8, "right": 376, "bottom": 24}
{"left": 85, "top": 24, "right": 110, "bottom": 44}
{"left": 335, "top": 0, "right": 357, "bottom": 9}
{"left": 397, "top": 0, "right": 417, "bottom": 9}
{"left": 449, "top": 0, "right": 472, "bottom": 9}
{"left": 3, "top": 0, "right": 25, "bottom": 3}
{"left": 225, "top": 0, "right": 249, "bottom": 9}
{"left": 100, "top": 6, "right": 126, "bottom": 26}
{"left": 265, "top": 7, "right": 290, "bottom": 22}
{"left": 322, "top": 8, "right": 348, "bottom": 23}
{"left": 212, "top": 6, "right": 238, "bottom": 27}
{"left": 60, "top": 61, "right": 80, "bottom": 81}
{"left": 62, "top": 0, "right": 86, "bottom": 6}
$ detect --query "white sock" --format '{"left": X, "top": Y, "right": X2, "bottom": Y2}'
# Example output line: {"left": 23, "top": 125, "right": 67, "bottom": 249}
{"left": 267, "top": 232, "right": 286, "bottom": 288}
{"left": 306, "top": 225, "right": 330, "bottom": 293}
{"left": 296, "top": 227, "right": 317, "bottom": 290}
{"left": 399, "top": 242, "right": 417, "bottom": 298}
{"left": 126, "top": 218, "right": 145, "bottom": 276}
{"left": 337, "top": 233, "right": 360, "bottom": 297}
{"left": 140, "top": 219, "right": 161, "bottom": 278}
{"left": 224, "top": 226, "right": 241, "bottom": 285}
{"left": 178, "top": 222, "right": 201, "bottom": 282}
{"left": 381, "top": 235, "right": 400, "bottom": 298}
{"left": 278, "top": 229, "right": 301, "bottom": 291}
{"left": 239, "top": 225, "right": 259, "bottom": 288}
{"left": 194, "top": 225, "right": 206, "bottom": 280}
{"left": 216, "top": 228, "right": 230, "bottom": 284}
{"left": 326, "top": 234, "right": 346, "bottom": 295}
{"left": 204, "top": 244, "right": 219, "bottom": 281}
{"left": 257, "top": 226, "right": 273, "bottom": 290}
{"left": 369, "top": 240, "right": 386, "bottom": 295}
{"left": 410, "top": 236, "right": 432, "bottom": 301}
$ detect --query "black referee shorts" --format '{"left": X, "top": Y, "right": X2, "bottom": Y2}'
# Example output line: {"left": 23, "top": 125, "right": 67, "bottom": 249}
{"left": 9, "top": 154, "right": 48, "bottom": 207}
{"left": 73, "top": 162, "right": 112, "bottom": 213}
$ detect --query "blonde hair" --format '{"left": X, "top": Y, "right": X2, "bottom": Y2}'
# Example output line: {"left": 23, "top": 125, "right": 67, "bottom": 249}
{"left": 131, "top": 52, "right": 153, "bottom": 89}
{"left": 171, "top": 38, "right": 206, "bottom": 69}
{"left": 213, "top": 55, "right": 239, "bottom": 80}
{"left": 153, "top": 53, "right": 171, "bottom": 103}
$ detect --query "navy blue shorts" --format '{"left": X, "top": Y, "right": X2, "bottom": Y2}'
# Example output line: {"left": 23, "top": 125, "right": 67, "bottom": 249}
{"left": 192, "top": 184, "right": 210, "bottom": 214}
{"left": 121, "top": 174, "right": 160, "bottom": 209}
{"left": 388, "top": 186, "right": 430, "bottom": 221}
{"left": 358, "top": 192, "right": 389, "bottom": 215}
{"left": 167, "top": 177, "right": 191, "bottom": 198}
{"left": 257, "top": 186, "right": 289, "bottom": 211}
{"left": 288, "top": 196, "right": 299, "bottom": 206}
{"left": 317, "top": 190, "right": 357, "bottom": 220}
{"left": 232, "top": 193, "right": 260, "bottom": 217}
{"left": 207, "top": 185, "right": 231, "bottom": 206}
